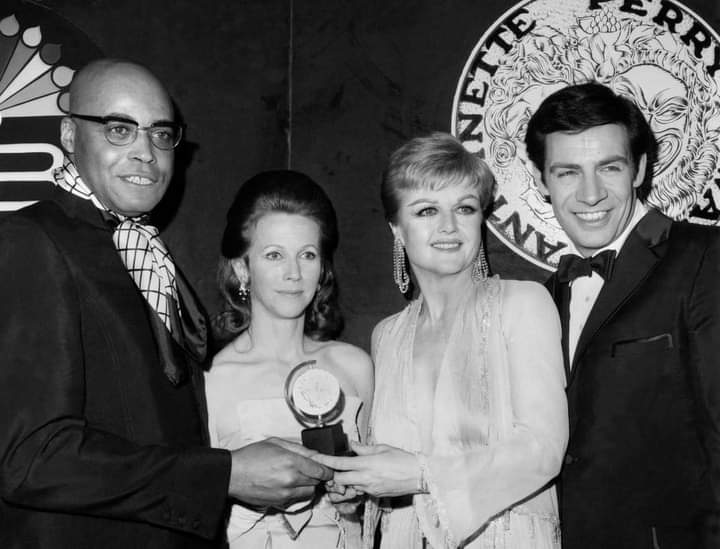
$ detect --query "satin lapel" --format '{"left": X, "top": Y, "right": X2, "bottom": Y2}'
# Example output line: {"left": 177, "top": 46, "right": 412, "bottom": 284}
{"left": 559, "top": 283, "right": 571, "bottom": 379}
{"left": 174, "top": 268, "right": 208, "bottom": 364}
{"left": 569, "top": 210, "right": 673, "bottom": 383}
{"left": 546, "top": 275, "right": 571, "bottom": 378}
{"left": 175, "top": 268, "right": 212, "bottom": 445}
{"left": 53, "top": 186, "right": 113, "bottom": 230}
{"left": 144, "top": 267, "right": 212, "bottom": 444}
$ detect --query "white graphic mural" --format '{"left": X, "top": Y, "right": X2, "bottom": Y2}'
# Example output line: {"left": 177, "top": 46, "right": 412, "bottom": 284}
{"left": 453, "top": 0, "right": 720, "bottom": 269}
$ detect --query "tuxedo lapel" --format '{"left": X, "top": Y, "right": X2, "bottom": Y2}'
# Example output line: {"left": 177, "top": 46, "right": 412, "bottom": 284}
{"left": 175, "top": 269, "right": 213, "bottom": 445}
{"left": 546, "top": 276, "right": 572, "bottom": 378}
{"left": 569, "top": 210, "right": 673, "bottom": 381}
{"left": 144, "top": 266, "right": 212, "bottom": 444}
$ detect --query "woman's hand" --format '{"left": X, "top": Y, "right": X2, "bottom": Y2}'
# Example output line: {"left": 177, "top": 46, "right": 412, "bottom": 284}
{"left": 313, "top": 441, "right": 422, "bottom": 498}
{"left": 324, "top": 480, "right": 364, "bottom": 515}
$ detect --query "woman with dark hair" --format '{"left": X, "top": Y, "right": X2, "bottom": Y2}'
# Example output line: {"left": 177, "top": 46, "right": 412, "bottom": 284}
{"left": 316, "top": 133, "right": 568, "bottom": 548}
{"left": 205, "top": 170, "right": 373, "bottom": 548}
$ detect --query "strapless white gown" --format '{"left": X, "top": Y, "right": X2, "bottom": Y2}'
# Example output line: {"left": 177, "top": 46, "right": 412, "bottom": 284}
{"left": 209, "top": 395, "right": 363, "bottom": 549}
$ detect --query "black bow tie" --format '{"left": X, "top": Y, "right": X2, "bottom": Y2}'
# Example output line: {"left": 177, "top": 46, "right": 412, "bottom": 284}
{"left": 556, "top": 250, "right": 616, "bottom": 283}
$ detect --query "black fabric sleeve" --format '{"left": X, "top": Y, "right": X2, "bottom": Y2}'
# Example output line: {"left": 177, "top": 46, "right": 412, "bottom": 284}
{"left": 0, "top": 216, "right": 231, "bottom": 539}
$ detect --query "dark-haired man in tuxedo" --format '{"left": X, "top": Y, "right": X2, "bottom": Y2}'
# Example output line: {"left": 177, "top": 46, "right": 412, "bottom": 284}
{"left": 526, "top": 82, "right": 720, "bottom": 548}
{"left": 0, "top": 58, "right": 331, "bottom": 549}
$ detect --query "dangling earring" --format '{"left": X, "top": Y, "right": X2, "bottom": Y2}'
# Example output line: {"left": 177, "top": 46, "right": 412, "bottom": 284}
{"left": 238, "top": 279, "right": 250, "bottom": 303}
{"left": 393, "top": 236, "right": 410, "bottom": 294}
{"left": 472, "top": 242, "right": 489, "bottom": 282}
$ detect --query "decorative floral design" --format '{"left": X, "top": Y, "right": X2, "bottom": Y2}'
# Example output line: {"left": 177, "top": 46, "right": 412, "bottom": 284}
{"left": 482, "top": 4, "right": 720, "bottom": 223}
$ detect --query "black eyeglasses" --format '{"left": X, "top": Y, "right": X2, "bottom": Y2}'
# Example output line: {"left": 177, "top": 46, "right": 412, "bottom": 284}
{"left": 70, "top": 113, "right": 185, "bottom": 150}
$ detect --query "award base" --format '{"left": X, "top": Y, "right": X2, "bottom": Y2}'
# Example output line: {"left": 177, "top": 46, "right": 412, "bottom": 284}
{"left": 301, "top": 423, "right": 350, "bottom": 455}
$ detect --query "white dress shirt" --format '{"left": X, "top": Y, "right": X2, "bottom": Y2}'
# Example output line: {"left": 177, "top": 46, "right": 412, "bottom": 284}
{"left": 567, "top": 201, "right": 649, "bottom": 364}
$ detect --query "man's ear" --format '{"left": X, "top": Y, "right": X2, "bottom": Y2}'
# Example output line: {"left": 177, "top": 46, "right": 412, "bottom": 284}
{"left": 531, "top": 164, "right": 551, "bottom": 202}
{"left": 632, "top": 153, "right": 647, "bottom": 190}
{"left": 60, "top": 117, "right": 76, "bottom": 154}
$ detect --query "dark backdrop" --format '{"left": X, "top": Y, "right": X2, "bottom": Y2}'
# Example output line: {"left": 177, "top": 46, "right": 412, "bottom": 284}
{"left": 20, "top": 0, "right": 720, "bottom": 349}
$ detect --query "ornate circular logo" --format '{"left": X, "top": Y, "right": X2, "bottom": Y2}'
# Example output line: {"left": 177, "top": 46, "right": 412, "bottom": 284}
{"left": 452, "top": 0, "right": 720, "bottom": 270}
{"left": 291, "top": 368, "right": 341, "bottom": 417}
{"left": 284, "top": 360, "right": 343, "bottom": 426}
{"left": 0, "top": 5, "right": 100, "bottom": 213}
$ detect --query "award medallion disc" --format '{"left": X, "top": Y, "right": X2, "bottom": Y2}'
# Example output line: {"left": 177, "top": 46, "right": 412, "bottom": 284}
{"left": 291, "top": 367, "right": 341, "bottom": 418}
{"left": 285, "top": 360, "right": 350, "bottom": 455}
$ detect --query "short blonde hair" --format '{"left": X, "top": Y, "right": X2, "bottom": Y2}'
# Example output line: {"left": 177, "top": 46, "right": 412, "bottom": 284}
{"left": 381, "top": 132, "right": 496, "bottom": 223}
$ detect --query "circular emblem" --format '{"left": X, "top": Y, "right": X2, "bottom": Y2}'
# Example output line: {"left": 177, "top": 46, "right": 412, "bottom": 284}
{"left": 292, "top": 368, "right": 340, "bottom": 416}
{"left": 284, "top": 360, "right": 342, "bottom": 425}
{"left": 0, "top": 5, "right": 101, "bottom": 214}
{"left": 452, "top": 0, "right": 720, "bottom": 270}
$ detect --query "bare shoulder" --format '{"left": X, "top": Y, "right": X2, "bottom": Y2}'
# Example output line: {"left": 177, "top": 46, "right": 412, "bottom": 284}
{"left": 206, "top": 334, "right": 252, "bottom": 376}
{"left": 312, "top": 339, "right": 373, "bottom": 372}
{"left": 499, "top": 278, "right": 554, "bottom": 314}
{"left": 497, "top": 278, "right": 560, "bottom": 339}
{"left": 309, "top": 339, "right": 374, "bottom": 398}
{"left": 497, "top": 279, "right": 558, "bottom": 331}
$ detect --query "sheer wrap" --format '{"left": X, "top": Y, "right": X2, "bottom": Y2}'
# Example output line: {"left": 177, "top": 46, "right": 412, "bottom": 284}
{"left": 365, "top": 278, "right": 567, "bottom": 548}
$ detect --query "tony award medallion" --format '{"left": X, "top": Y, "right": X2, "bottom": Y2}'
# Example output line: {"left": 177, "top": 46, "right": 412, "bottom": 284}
{"left": 285, "top": 360, "right": 350, "bottom": 455}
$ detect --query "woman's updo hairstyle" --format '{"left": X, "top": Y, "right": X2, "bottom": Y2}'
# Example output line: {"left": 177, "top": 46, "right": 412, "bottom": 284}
{"left": 215, "top": 170, "right": 343, "bottom": 343}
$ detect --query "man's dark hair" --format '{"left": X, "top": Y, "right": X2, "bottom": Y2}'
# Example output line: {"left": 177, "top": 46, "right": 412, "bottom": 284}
{"left": 525, "top": 82, "right": 658, "bottom": 200}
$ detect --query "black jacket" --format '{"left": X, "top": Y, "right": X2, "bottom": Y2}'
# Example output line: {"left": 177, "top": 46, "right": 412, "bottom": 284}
{"left": 0, "top": 189, "right": 230, "bottom": 548}
{"left": 547, "top": 209, "right": 720, "bottom": 548}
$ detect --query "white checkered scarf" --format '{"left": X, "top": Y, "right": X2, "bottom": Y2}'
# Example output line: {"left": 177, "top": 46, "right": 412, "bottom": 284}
{"left": 53, "top": 158, "right": 179, "bottom": 332}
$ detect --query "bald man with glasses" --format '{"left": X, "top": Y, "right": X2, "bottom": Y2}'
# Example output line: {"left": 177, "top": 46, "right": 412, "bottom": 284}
{"left": 0, "top": 59, "right": 331, "bottom": 549}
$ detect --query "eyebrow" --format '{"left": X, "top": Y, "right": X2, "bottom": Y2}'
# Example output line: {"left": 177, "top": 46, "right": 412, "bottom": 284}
{"left": 104, "top": 112, "right": 177, "bottom": 126}
{"left": 549, "top": 155, "right": 629, "bottom": 171}
{"left": 406, "top": 194, "right": 479, "bottom": 207}
{"left": 261, "top": 243, "right": 319, "bottom": 250}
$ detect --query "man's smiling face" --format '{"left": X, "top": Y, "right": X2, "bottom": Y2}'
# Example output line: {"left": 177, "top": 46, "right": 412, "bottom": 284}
{"left": 61, "top": 62, "right": 174, "bottom": 216}
{"left": 537, "top": 123, "right": 646, "bottom": 257}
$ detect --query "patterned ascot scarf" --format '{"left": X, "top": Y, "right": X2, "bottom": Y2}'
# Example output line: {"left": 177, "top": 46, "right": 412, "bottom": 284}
{"left": 53, "top": 158, "right": 179, "bottom": 333}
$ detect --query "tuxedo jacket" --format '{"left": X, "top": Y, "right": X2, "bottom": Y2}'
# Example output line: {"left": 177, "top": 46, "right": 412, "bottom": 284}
{"left": 0, "top": 189, "right": 231, "bottom": 549}
{"left": 546, "top": 209, "right": 720, "bottom": 549}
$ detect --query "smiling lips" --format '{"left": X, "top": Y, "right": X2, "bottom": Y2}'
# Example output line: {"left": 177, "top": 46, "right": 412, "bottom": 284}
{"left": 431, "top": 240, "right": 462, "bottom": 250}
{"left": 122, "top": 175, "right": 155, "bottom": 186}
{"left": 576, "top": 210, "right": 609, "bottom": 222}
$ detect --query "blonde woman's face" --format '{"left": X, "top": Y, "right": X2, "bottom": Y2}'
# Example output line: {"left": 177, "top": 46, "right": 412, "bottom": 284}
{"left": 391, "top": 182, "right": 483, "bottom": 280}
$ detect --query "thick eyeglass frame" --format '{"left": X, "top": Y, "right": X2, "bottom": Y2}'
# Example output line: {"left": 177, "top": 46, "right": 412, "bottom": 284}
{"left": 69, "top": 113, "right": 185, "bottom": 150}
